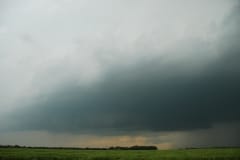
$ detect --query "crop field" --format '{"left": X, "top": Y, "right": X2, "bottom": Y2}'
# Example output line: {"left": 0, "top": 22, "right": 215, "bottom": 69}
{"left": 0, "top": 148, "right": 240, "bottom": 160}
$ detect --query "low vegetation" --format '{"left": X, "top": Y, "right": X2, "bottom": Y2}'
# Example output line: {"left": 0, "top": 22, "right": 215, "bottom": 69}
{"left": 0, "top": 147, "right": 240, "bottom": 160}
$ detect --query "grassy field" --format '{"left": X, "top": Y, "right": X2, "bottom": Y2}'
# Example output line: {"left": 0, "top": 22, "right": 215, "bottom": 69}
{"left": 0, "top": 148, "right": 240, "bottom": 160}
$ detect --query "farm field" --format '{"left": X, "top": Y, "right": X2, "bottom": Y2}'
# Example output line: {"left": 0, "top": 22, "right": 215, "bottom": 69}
{"left": 0, "top": 148, "right": 240, "bottom": 160}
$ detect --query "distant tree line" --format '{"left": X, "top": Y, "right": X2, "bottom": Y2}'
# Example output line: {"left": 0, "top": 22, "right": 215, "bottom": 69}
{"left": 109, "top": 146, "right": 157, "bottom": 150}
{"left": 0, "top": 145, "right": 158, "bottom": 150}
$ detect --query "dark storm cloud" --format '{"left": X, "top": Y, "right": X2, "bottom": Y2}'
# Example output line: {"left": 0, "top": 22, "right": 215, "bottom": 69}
{"left": 9, "top": 4, "right": 240, "bottom": 134}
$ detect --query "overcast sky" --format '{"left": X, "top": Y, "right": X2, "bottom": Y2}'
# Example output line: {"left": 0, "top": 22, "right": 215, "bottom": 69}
{"left": 0, "top": 0, "right": 240, "bottom": 149}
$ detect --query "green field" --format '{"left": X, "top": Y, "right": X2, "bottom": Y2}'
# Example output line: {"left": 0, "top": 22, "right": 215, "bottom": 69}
{"left": 0, "top": 148, "right": 240, "bottom": 160}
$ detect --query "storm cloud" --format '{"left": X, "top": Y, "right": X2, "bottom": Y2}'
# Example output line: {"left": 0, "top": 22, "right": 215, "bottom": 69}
{"left": 0, "top": 0, "right": 240, "bottom": 147}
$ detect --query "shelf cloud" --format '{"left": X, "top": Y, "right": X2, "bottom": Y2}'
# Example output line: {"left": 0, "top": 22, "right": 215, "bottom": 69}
{"left": 0, "top": 0, "right": 240, "bottom": 148}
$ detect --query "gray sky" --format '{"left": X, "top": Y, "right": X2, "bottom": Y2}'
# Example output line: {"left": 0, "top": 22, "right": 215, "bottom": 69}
{"left": 0, "top": 0, "right": 240, "bottom": 148}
